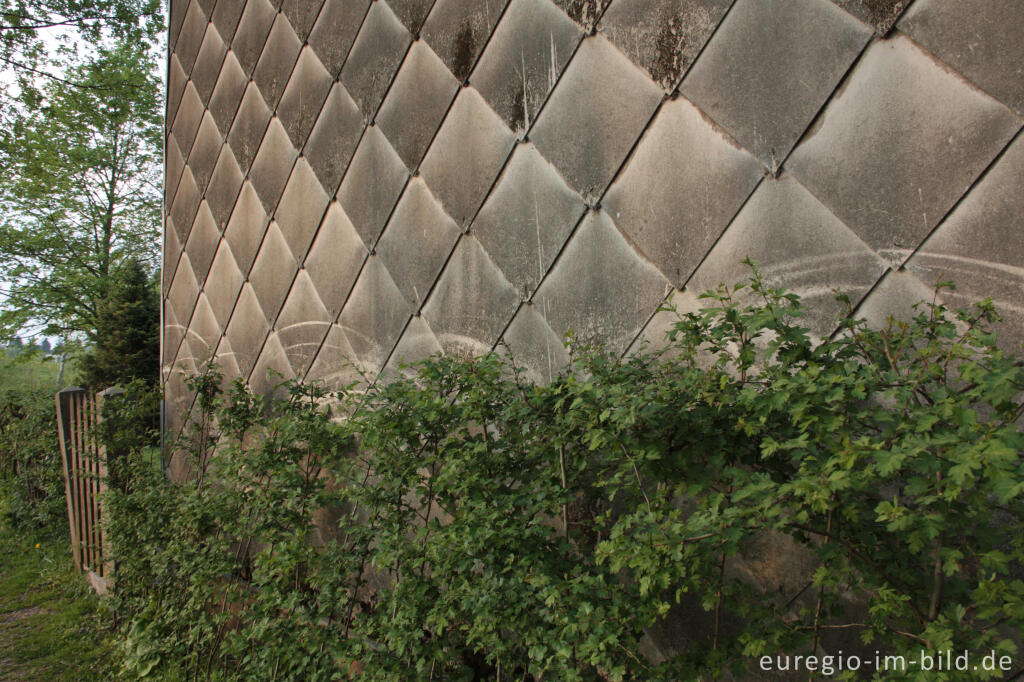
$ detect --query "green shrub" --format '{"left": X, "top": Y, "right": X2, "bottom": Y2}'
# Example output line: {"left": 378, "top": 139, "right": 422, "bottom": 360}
{"left": 0, "top": 387, "right": 65, "bottom": 529}
{"left": 107, "top": 271, "right": 1024, "bottom": 680}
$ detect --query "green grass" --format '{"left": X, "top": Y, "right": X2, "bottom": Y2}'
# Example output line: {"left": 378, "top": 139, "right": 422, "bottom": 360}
{"left": 0, "top": 504, "right": 117, "bottom": 681}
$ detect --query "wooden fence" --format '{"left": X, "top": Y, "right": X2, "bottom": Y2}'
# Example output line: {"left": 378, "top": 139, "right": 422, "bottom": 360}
{"left": 54, "top": 386, "right": 120, "bottom": 594}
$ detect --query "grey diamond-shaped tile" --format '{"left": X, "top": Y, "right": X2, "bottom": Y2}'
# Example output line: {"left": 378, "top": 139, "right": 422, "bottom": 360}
{"left": 190, "top": 23, "right": 227, "bottom": 103}
{"left": 421, "top": 0, "right": 510, "bottom": 82}
{"left": 249, "top": 221, "right": 299, "bottom": 323}
{"left": 163, "top": 217, "right": 184, "bottom": 293}
{"left": 306, "top": 324, "right": 363, "bottom": 389}
{"left": 232, "top": 0, "right": 277, "bottom": 76}
{"left": 195, "top": 0, "right": 215, "bottom": 18}
{"left": 184, "top": 202, "right": 221, "bottom": 285}
{"left": 212, "top": 336, "right": 243, "bottom": 388}
{"left": 603, "top": 97, "right": 764, "bottom": 288}
{"left": 162, "top": 304, "right": 185, "bottom": 369}
{"left": 170, "top": 168, "right": 201, "bottom": 244}
{"left": 376, "top": 41, "right": 461, "bottom": 171}
{"left": 277, "top": 47, "right": 333, "bottom": 149}
{"left": 681, "top": 0, "right": 871, "bottom": 171}
{"left": 275, "top": 270, "right": 332, "bottom": 375}
{"left": 170, "top": 82, "right": 205, "bottom": 158}
{"left": 165, "top": 134, "right": 186, "bottom": 210}
{"left": 900, "top": 0, "right": 1024, "bottom": 117}
{"left": 470, "top": 0, "right": 581, "bottom": 132}
{"left": 276, "top": 158, "right": 330, "bottom": 262}
{"left": 553, "top": 0, "right": 611, "bottom": 31}
{"left": 338, "top": 255, "right": 413, "bottom": 376}
{"left": 281, "top": 0, "right": 326, "bottom": 41}
{"left": 169, "top": 0, "right": 189, "bottom": 49}
{"left": 208, "top": 51, "right": 248, "bottom": 135}
{"left": 308, "top": 0, "right": 371, "bottom": 77}
{"left": 225, "top": 283, "right": 272, "bottom": 377}
{"left": 534, "top": 210, "right": 670, "bottom": 353}
{"left": 530, "top": 35, "right": 663, "bottom": 203}
{"left": 689, "top": 174, "right": 888, "bottom": 337}
{"left": 249, "top": 118, "right": 300, "bottom": 213}
{"left": 854, "top": 268, "right": 935, "bottom": 329}
{"left": 627, "top": 289, "right": 688, "bottom": 357}
{"left": 379, "top": 315, "right": 443, "bottom": 381}
{"left": 305, "top": 83, "right": 365, "bottom": 194}
{"left": 376, "top": 177, "right": 462, "bottom": 308}
{"left": 167, "top": 55, "right": 187, "bottom": 128}
{"left": 600, "top": 0, "right": 731, "bottom": 91}
{"left": 337, "top": 125, "right": 409, "bottom": 246}
{"left": 205, "top": 240, "right": 245, "bottom": 331}
{"left": 340, "top": 1, "right": 413, "bottom": 119}
{"left": 832, "top": 0, "right": 907, "bottom": 35}
{"left": 186, "top": 294, "right": 222, "bottom": 363}
{"left": 422, "top": 236, "right": 521, "bottom": 356}
{"left": 176, "top": 0, "right": 208, "bottom": 74}
{"left": 473, "top": 142, "right": 585, "bottom": 295}
{"left": 211, "top": 0, "right": 246, "bottom": 42}
{"left": 187, "top": 112, "right": 224, "bottom": 194}
{"left": 906, "top": 135, "right": 1024, "bottom": 346}
{"left": 304, "top": 201, "right": 368, "bottom": 318}
{"left": 500, "top": 304, "right": 569, "bottom": 383}
{"left": 419, "top": 87, "right": 517, "bottom": 225}
{"left": 386, "top": 0, "right": 434, "bottom": 33}
{"left": 253, "top": 14, "right": 304, "bottom": 110}
{"left": 227, "top": 82, "right": 273, "bottom": 173}
{"left": 205, "top": 146, "right": 244, "bottom": 230}
{"left": 168, "top": 253, "right": 201, "bottom": 329}
{"left": 786, "top": 35, "right": 1022, "bottom": 266}
{"left": 224, "top": 181, "right": 270, "bottom": 275}
{"left": 249, "top": 333, "right": 295, "bottom": 396}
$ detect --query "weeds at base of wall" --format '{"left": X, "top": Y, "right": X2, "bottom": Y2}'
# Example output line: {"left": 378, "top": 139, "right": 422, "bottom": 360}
{"left": 106, "top": 269, "right": 1024, "bottom": 681}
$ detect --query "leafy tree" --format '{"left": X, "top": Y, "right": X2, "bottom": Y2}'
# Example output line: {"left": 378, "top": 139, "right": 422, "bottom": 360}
{"left": 79, "top": 256, "right": 159, "bottom": 389}
{"left": 0, "top": 40, "right": 162, "bottom": 346}
{"left": 0, "top": 0, "right": 161, "bottom": 97}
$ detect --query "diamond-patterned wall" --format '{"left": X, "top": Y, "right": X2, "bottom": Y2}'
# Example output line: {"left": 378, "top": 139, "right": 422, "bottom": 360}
{"left": 164, "top": 0, "right": 1024, "bottom": 437}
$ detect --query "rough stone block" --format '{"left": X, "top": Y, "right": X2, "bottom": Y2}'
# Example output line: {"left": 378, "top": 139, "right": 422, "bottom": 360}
{"left": 276, "top": 270, "right": 332, "bottom": 375}
{"left": 600, "top": 0, "right": 731, "bottom": 91}
{"left": 376, "top": 41, "right": 461, "bottom": 171}
{"left": 900, "top": 0, "right": 1024, "bottom": 117}
{"left": 338, "top": 256, "right": 413, "bottom": 376}
{"left": 309, "top": 0, "right": 371, "bottom": 77}
{"left": 530, "top": 35, "right": 662, "bottom": 203}
{"left": 227, "top": 82, "right": 273, "bottom": 173}
{"left": 248, "top": 221, "right": 299, "bottom": 323}
{"left": 304, "top": 201, "right": 368, "bottom": 318}
{"left": 224, "top": 181, "right": 270, "bottom": 275}
{"left": 275, "top": 158, "right": 330, "bottom": 263}
{"left": 687, "top": 173, "right": 887, "bottom": 337}
{"left": 680, "top": 0, "right": 871, "bottom": 170}
{"left": 337, "top": 125, "right": 410, "bottom": 247}
{"left": 376, "top": 178, "right": 461, "bottom": 308}
{"left": 253, "top": 14, "right": 304, "bottom": 110}
{"left": 473, "top": 142, "right": 585, "bottom": 295}
{"left": 534, "top": 210, "right": 670, "bottom": 353}
{"left": 249, "top": 118, "right": 299, "bottom": 214}
{"left": 603, "top": 97, "right": 764, "bottom": 288}
{"left": 422, "top": 236, "right": 521, "bottom": 356}
{"left": 305, "top": 83, "right": 365, "bottom": 195}
{"left": 471, "top": 0, "right": 582, "bottom": 132}
{"left": 419, "top": 87, "right": 517, "bottom": 226}
{"left": 421, "top": 0, "right": 509, "bottom": 82}
{"left": 786, "top": 35, "right": 1022, "bottom": 266}
{"left": 341, "top": 1, "right": 412, "bottom": 119}
{"left": 277, "top": 47, "right": 333, "bottom": 149}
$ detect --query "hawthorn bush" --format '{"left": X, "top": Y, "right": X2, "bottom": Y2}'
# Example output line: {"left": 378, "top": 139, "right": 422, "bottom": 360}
{"left": 107, "top": 273, "right": 1024, "bottom": 680}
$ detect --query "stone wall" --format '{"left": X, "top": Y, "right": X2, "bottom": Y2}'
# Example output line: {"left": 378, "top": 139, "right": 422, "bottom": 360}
{"left": 163, "top": 0, "right": 1024, "bottom": 432}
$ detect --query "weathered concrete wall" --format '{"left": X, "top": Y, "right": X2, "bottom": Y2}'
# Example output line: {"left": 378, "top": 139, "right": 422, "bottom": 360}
{"left": 163, "top": 0, "right": 1024, "bottom": 433}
